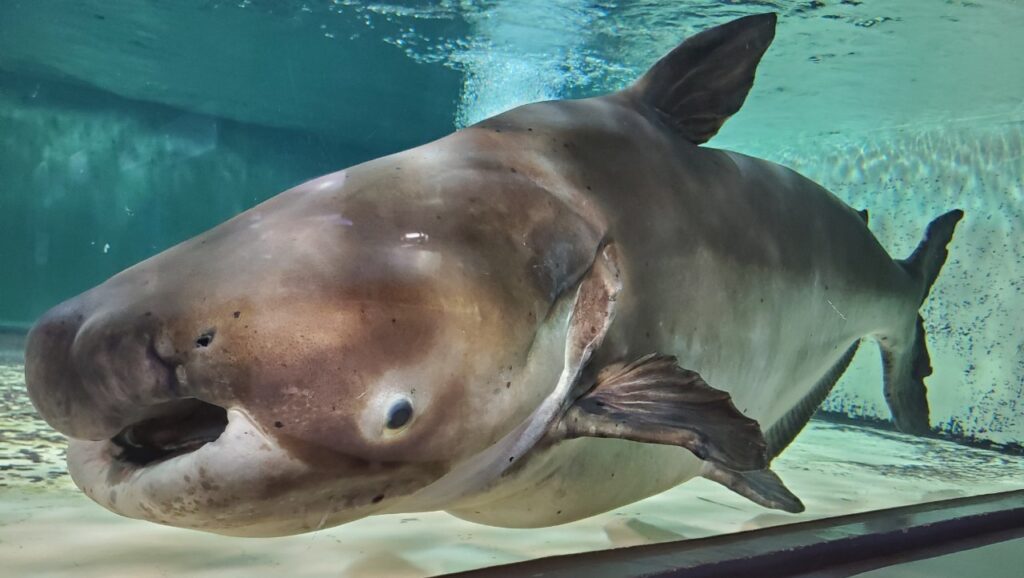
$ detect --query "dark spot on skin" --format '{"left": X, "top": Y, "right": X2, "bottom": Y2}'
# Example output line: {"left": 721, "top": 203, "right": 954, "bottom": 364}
{"left": 586, "top": 185, "right": 592, "bottom": 191}
{"left": 557, "top": 510, "right": 562, "bottom": 515}
{"left": 195, "top": 330, "right": 215, "bottom": 348}
{"left": 233, "top": 311, "right": 241, "bottom": 318}
{"left": 506, "top": 381, "right": 511, "bottom": 389}
{"left": 391, "top": 318, "right": 397, "bottom": 324}
{"left": 274, "top": 421, "right": 284, "bottom": 428}
{"left": 527, "top": 127, "right": 533, "bottom": 131}
{"left": 494, "top": 128, "right": 502, "bottom": 133}
{"left": 144, "top": 311, "right": 152, "bottom": 317}
{"left": 509, "top": 456, "right": 515, "bottom": 462}
{"left": 510, "top": 167, "right": 517, "bottom": 173}
{"left": 372, "top": 494, "right": 385, "bottom": 503}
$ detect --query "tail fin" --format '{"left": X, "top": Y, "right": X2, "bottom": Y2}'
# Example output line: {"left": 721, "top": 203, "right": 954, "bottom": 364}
{"left": 898, "top": 210, "right": 965, "bottom": 305}
{"left": 881, "top": 210, "right": 964, "bottom": 435}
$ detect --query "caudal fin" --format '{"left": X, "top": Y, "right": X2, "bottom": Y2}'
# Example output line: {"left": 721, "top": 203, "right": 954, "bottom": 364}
{"left": 880, "top": 210, "right": 964, "bottom": 435}
{"left": 899, "top": 210, "right": 965, "bottom": 304}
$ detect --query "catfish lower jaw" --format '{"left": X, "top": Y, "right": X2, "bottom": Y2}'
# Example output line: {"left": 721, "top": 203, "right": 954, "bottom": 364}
{"left": 67, "top": 408, "right": 426, "bottom": 536}
{"left": 109, "top": 398, "right": 228, "bottom": 467}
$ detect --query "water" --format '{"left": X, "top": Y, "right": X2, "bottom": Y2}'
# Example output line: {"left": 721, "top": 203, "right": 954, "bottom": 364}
{"left": 1, "top": 1, "right": 1022, "bottom": 576}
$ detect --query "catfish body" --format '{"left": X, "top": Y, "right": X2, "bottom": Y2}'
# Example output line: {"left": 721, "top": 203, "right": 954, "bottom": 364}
{"left": 438, "top": 96, "right": 913, "bottom": 525}
{"left": 432, "top": 16, "right": 961, "bottom": 525}
{"left": 24, "top": 14, "right": 963, "bottom": 536}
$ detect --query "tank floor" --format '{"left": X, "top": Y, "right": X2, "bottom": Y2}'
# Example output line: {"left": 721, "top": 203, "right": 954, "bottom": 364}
{"left": 2, "top": 362, "right": 1022, "bottom": 577}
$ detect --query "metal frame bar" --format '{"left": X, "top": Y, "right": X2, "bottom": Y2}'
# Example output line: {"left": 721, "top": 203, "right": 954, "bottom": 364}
{"left": 446, "top": 490, "right": 1024, "bottom": 578}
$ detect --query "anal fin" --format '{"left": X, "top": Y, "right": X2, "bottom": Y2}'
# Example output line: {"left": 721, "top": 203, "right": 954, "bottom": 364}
{"left": 765, "top": 341, "right": 860, "bottom": 459}
{"left": 701, "top": 461, "right": 805, "bottom": 513}
{"left": 557, "top": 354, "right": 768, "bottom": 473}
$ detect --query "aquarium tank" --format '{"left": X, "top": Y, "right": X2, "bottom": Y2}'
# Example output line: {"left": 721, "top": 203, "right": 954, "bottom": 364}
{"left": 1, "top": 1, "right": 1022, "bottom": 576}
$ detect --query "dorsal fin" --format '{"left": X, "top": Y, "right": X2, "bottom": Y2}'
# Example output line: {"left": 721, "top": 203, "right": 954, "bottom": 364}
{"left": 627, "top": 13, "right": 777, "bottom": 144}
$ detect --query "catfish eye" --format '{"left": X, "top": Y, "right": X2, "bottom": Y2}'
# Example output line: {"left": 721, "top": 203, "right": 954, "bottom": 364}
{"left": 385, "top": 398, "right": 413, "bottom": 430}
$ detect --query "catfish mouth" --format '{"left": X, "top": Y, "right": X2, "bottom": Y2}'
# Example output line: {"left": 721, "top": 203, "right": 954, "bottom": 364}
{"left": 110, "top": 399, "right": 228, "bottom": 467}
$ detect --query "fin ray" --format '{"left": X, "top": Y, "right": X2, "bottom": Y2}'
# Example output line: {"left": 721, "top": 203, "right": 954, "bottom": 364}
{"left": 560, "top": 354, "right": 768, "bottom": 472}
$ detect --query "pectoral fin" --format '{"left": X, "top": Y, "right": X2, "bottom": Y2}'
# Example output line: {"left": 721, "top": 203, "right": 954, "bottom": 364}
{"left": 556, "top": 354, "right": 768, "bottom": 473}
{"left": 701, "top": 461, "right": 805, "bottom": 513}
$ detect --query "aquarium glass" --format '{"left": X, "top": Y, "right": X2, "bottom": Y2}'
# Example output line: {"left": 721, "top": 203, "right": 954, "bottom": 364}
{"left": 1, "top": 1, "right": 1022, "bottom": 576}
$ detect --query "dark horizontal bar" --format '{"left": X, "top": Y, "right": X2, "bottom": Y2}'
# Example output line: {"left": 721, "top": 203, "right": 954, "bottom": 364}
{"left": 0, "top": 323, "right": 30, "bottom": 336}
{"left": 446, "top": 489, "right": 1024, "bottom": 578}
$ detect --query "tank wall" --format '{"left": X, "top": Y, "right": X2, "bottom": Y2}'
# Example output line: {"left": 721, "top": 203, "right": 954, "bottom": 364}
{"left": 0, "top": 0, "right": 462, "bottom": 150}
{"left": 0, "top": 0, "right": 463, "bottom": 326}
{"left": 0, "top": 72, "right": 379, "bottom": 325}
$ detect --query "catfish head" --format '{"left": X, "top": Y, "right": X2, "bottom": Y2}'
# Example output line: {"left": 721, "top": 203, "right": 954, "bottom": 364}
{"left": 24, "top": 135, "right": 607, "bottom": 536}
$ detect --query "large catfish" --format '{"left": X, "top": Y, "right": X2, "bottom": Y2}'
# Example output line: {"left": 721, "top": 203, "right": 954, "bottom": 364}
{"left": 25, "top": 13, "right": 962, "bottom": 536}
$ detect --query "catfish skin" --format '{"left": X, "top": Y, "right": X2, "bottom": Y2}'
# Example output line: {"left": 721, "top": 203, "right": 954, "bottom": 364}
{"left": 446, "top": 93, "right": 918, "bottom": 527}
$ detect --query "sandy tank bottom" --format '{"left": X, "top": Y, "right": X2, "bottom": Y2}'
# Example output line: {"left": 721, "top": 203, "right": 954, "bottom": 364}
{"left": 2, "top": 361, "right": 1022, "bottom": 578}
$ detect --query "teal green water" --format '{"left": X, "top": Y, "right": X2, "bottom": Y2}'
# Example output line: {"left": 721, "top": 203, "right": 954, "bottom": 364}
{"left": 4, "top": 1, "right": 1022, "bottom": 329}
{"left": 1, "top": 1, "right": 1022, "bottom": 576}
